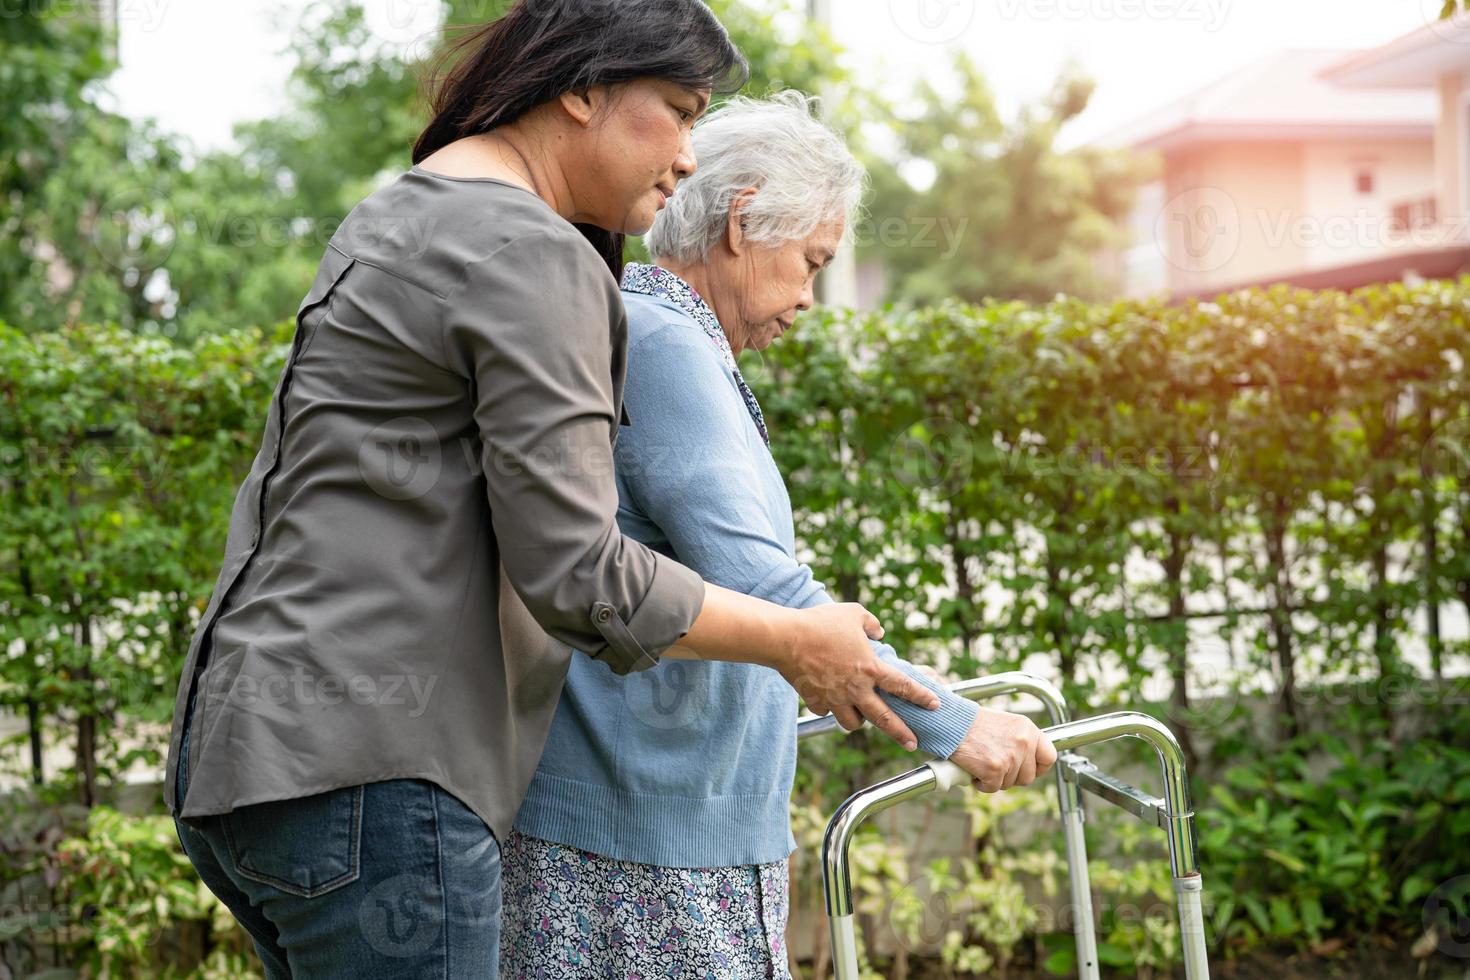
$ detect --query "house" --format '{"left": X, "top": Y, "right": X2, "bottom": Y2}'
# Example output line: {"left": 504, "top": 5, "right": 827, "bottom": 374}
{"left": 1098, "top": 40, "right": 1461, "bottom": 300}
{"left": 1321, "top": 14, "right": 1470, "bottom": 286}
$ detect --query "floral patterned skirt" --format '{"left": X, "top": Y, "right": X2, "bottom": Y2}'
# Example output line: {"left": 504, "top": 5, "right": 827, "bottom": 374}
{"left": 499, "top": 829, "right": 792, "bottom": 979}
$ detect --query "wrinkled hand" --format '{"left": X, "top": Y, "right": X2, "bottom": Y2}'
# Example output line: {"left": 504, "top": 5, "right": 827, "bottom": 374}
{"left": 783, "top": 603, "right": 940, "bottom": 751}
{"left": 948, "top": 705, "right": 1058, "bottom": 793}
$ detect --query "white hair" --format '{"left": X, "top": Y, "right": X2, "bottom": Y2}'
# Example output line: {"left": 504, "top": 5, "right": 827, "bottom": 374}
{"left": 644, "top": 89, "right": 867, "bottom": 263}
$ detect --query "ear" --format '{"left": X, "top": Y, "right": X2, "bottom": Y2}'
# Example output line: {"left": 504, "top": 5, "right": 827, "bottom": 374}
{"left": 558, "top": 87, "right": 598, "bottom": 128}
{"left": 724, "top": 186, "right": 760, "bottom": 256}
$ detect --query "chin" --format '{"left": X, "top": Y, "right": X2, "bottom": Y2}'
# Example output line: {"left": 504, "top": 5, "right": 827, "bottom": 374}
{"left": 613, "top": 217, "right": 652, "bottom": 237}
{"left": 620, "top": 208, "right": 658, "bottom": 237}
{"left": 597, "top": 201, "right": 651, "bottom": 237}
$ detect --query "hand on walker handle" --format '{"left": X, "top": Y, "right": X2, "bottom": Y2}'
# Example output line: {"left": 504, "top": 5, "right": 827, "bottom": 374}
{"left": 948, "top": 705, "right": 1058, "bottom": 793}
{"left": 782, "top": 603, "right": 940, "bottom": 752}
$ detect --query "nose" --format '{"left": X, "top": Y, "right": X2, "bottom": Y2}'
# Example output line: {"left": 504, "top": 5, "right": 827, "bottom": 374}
{"left": 796, "top": 278, "right": 815, "bottom": 312}
{"left": 673, "top": 129, "right": 697, "bottom": 180}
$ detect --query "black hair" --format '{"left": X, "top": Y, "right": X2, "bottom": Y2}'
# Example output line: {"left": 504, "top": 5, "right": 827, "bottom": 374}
{"left": 414, "top": 0, "right": 749, "bottom": 278}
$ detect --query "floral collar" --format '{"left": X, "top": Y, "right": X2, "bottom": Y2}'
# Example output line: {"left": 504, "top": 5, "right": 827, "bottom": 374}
{"left": 619, "top": 262, "right": 770, "bottom": 445}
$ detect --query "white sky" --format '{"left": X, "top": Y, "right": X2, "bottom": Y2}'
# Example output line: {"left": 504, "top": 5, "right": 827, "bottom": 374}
{"left": 106, "top": 0, "right": 1437, "bottom": 154}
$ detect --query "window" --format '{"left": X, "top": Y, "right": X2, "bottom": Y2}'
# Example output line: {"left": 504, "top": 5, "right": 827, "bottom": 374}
{"left": 1389, "top": 197, "right": 1438, "bottom": 236}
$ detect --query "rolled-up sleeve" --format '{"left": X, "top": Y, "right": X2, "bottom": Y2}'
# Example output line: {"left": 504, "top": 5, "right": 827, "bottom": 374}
{"left": 442, "top": 229, "right": 705, "bottom": 674}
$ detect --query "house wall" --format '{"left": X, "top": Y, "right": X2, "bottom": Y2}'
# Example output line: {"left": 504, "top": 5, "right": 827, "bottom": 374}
{"left": 1119, "top": 180, "right": 1168, "bottom": 299}
{"left": 1157, "top": 141, "right": 1307, "bottom": 295}
{"left": 1437, "top": 70, "right": 1468, "bottom": 239}
{"left": 1118, "top": 135, "right": 1439, "bottom": 297}
{"left": 1299, "top": 138, "right": 1438, "bottom": 270}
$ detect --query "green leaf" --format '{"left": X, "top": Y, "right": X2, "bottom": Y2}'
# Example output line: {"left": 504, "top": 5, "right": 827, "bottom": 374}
{"left": 1043, "top": 947, "right": 1077, "bottom": 976}
{"left": 1096, "top": 942, "right": 1133, "bottom": 968}
{"left": 1263, "top": 848, "right": 1307, "bottom": 874}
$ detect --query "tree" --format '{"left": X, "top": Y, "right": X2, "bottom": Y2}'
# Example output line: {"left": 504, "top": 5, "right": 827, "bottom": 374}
{"left": 858, "top": 52, "right": 1154, "bottom": 307}
{"left": 0, "top": 3, "right": 124, "bottom": 334}
{"left": 7, "top": 0, "right": 855, "bottom": 342}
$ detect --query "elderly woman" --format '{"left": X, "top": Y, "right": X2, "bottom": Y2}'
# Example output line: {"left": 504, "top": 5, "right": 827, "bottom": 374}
{"left": 499, "top": 92, "right": 1056, "bottom": 978}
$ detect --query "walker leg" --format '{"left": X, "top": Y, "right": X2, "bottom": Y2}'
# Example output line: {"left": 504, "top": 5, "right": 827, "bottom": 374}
{"left": 1061, "top": 798, "right": 1101, "bottom": 979}
{"left": 1175, "top": 872, "right": 1210, "bottom": 980}
{"left": 821, "top": 713, "right": 1213, "bottom": 980}
{"left": 829, "top": 912, "right": 860, "bottom": 980}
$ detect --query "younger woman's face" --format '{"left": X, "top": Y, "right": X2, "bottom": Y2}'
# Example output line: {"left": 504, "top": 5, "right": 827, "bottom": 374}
{"left": 573, "top": 79, "right": 710, "bottom": 235}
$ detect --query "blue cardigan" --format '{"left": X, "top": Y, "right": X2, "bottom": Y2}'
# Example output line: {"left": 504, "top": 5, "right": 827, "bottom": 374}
{"left": 512, "top": 289, "right": 979, "bottom": 868}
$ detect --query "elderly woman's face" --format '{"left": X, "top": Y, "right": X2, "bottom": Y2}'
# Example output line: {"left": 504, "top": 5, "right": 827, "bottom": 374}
{"left": 721, "top": 217, "right": 843, "bottom": 354}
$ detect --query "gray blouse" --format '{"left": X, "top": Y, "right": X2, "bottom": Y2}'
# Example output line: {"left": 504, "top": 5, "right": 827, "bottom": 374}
{"left": 163, "top": 167, "right": 707, "bottom": 842}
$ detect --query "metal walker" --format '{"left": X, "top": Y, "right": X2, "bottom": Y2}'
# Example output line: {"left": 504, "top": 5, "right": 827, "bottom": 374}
{"left": 797, "top": 673, "right": 1211, "bottom": 979}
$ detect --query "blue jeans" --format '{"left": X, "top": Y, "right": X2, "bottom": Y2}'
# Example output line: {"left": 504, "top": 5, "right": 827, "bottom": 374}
{"left": 172, "top": 710, "right": 502, "bottom": 978}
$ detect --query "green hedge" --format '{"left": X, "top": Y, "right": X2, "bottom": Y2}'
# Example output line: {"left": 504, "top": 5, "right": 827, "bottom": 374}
{"left": 753, "top": 278, "right": 1470, "bottom": 973}
{"left": 0, "top": 320, "right": 290, "bottom": 803}
{"left": 2, "top": 280, "right": 1468, "bottom": 975}
{"left": 755, "top": 280, "right": 1470, "bottom": 747}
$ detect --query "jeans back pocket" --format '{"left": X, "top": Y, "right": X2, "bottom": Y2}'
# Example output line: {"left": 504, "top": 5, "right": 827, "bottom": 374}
{"left": 222, "top": 784, "right": 364, "bottom": 897}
